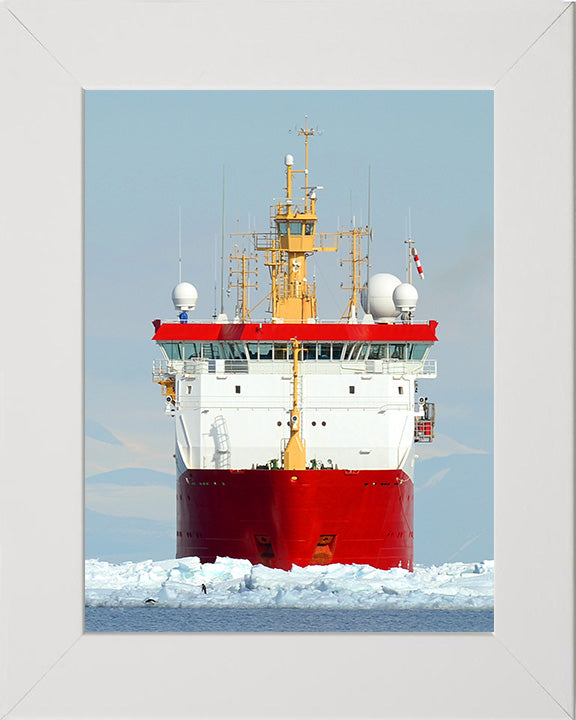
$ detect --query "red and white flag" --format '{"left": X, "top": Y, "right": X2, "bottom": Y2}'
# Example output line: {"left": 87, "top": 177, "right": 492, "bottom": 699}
{"left": 412, "top": 247, "right": 425, "bottom": 280}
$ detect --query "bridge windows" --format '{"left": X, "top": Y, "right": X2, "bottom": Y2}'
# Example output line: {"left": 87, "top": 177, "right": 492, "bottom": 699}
{"left": 158, "top": 340, "right": 432, "bottom": 363}
{"left": 277, "top": 220, "right": 315, "bottom": 236}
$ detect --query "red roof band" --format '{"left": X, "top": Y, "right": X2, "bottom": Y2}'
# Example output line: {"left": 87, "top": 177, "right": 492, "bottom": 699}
{"left": 152, "top": 320, "right": 438, "bottom": 343}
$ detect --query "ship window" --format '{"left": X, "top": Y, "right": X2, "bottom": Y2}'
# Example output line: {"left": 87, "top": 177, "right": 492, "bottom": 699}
{"left": 202, "top": 343, "right": 223, "bottom": 359}
{"left": 398, "top": 386, "right": 404, "bottom": 394}
{"left": 288, "top": 221, "right": 303, "bottom": 234}
{"left": 332, "top": 343, "right": 344, "bottom": 360}
{"left": 184, "top": 342, "right": 201, "bottom": 359}
{"left": 259, "top": 343, "right": 273, "bottom": 360}
{"left": 349, "top": 386, "right": 355, "bottom": 394}
{"left": 368, "top": 343, "right": 386, "bottom": 360}
{"left": 273, "top": 343, "right": 289, "bottom": 360}
{"left": 160, "top": 342, "right": 177, "bottom": 360}
{"left": 235, "top": 385, "right": 241, "bottom": 394}
{"left": 346, "top": 343, "right": 368, "bottom": 361}
{"left": 344, "top": 343, "right": 356, "bottom": 360}
{"left": 233, "top": 343, "right": 247, "bottom": 360}
{"left": 163, "top": 342, "right": 184, "bottom": 360}
{"left": 305, "top": 222, "right": 314, "bottom": 235}
{"left": 407, "top": 343, "right": 430, "bottom": 360}
{"left": 173, "top": 342, "right": 184, "bottom": 360}
{"left": 318, "top": 343, "right": 331, "bottom": 360}
{"left": 390, "top": 343, "right": 406, "bottom": 360}
{"left": 246, "top": 343, "right": 259, "bottom": 360}
{"left": 220, "top": 342, "right": 246, "bottom": 361}
{"left": 277, "top": 221, "right": 287, "bottom": 234}
{"left": 302, "top": 343, "right": 316, "bottom": 360}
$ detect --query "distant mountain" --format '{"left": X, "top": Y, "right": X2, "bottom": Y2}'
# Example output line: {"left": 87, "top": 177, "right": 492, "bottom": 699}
{"left": 86, "top": 467, "right": 174, "bottom": 487}
{"left": 85, "top": 418, "right": 123, "bottom": 445}
{"left": 85, "top": 508, "right": 175, "bottom": 563}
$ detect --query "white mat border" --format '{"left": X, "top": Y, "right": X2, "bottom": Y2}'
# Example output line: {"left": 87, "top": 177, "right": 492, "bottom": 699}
{"left": 0, "top": 1, "right": 573, "bottom": 718}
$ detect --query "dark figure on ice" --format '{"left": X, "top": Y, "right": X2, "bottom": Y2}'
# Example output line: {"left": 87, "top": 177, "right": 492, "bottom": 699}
{"left": 201, "top": 583, "right": 207, "bottom": 594}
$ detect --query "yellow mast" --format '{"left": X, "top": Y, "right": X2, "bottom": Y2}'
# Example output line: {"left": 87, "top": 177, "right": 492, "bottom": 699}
{"left": 228, "top": 246, "right": 258, "bottom": 322}
{"left": 339, "top": 226, "right": 369, "bottom": 321}
{"left": 283, "top": 338, "right": 306, "bottom": 470}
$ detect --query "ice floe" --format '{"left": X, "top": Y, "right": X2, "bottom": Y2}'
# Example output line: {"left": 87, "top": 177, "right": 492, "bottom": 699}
{"left": 85, "top": 557, "right": 494, "bottom": 610}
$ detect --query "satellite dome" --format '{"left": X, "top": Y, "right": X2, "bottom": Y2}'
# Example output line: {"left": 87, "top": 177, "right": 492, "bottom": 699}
{"left": 393, "top": 282, "right": 418, "bottom": 312}
{"left": 361, "top": 273, "right": 402, "bottom": 323}
{"left": 171, "top": 282, "right": 198, "bottom": 312}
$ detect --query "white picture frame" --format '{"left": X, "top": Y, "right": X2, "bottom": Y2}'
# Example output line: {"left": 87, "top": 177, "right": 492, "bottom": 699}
{"left": 0, "top": 1, "right": 573, "bottom": 717}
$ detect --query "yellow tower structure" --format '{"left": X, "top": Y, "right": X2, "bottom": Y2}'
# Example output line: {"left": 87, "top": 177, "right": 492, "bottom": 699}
{"left": 253, "top": 118, "right": 338, "bottom": 323}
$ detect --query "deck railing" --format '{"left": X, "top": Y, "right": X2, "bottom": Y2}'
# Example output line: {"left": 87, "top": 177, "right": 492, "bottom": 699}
{"left": 153, "top": 358, "right": 437, "bottom": 377}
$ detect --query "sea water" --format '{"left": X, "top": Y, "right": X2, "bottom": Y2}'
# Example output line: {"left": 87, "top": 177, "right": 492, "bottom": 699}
{"left": 85, "top": 606, "right": 493, "bottom": 632}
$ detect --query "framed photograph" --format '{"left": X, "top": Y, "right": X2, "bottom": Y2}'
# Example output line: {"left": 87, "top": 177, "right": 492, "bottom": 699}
{"left": 0, "top": 1, "right": 572, "bottom": 717}
{"left": 83, "top": 88, "right": 494, "bottom": 633}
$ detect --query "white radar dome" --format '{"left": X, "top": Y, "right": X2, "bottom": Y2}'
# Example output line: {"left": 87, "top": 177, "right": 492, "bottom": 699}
{"left": 171, "top": 282, "right": 198, "bottom": 312}
{"left": 393, "top": 282, "right": 418, "bottom": 312}
{"left": 361, "top": 273, "right": 402, "bottom": 323}
{"left": 284, "top": 154, "right": 294, "bottom": 166}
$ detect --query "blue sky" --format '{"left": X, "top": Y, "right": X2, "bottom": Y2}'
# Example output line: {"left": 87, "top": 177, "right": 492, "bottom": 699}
{"left": 85, "top": 90, "right": 493, "bottom": 565}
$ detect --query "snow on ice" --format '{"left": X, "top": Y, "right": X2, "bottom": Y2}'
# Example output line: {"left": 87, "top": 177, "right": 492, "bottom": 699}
{"left": 85, "top": 557, "right": 494, "bottom": 609}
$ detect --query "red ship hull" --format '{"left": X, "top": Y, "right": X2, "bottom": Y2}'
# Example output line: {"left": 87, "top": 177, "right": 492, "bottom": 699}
{"left": 176, "top": 468, "right": 414, "bottom": 571}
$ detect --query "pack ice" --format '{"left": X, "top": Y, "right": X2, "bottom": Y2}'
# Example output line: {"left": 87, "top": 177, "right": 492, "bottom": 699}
{"left": 85, "top": 557, "right": 494, "bottom": 609}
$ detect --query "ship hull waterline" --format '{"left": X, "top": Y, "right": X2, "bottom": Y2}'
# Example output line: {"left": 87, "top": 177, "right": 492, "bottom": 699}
{"left": 176, "top": 468, "right": 414, "bottom": 571}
